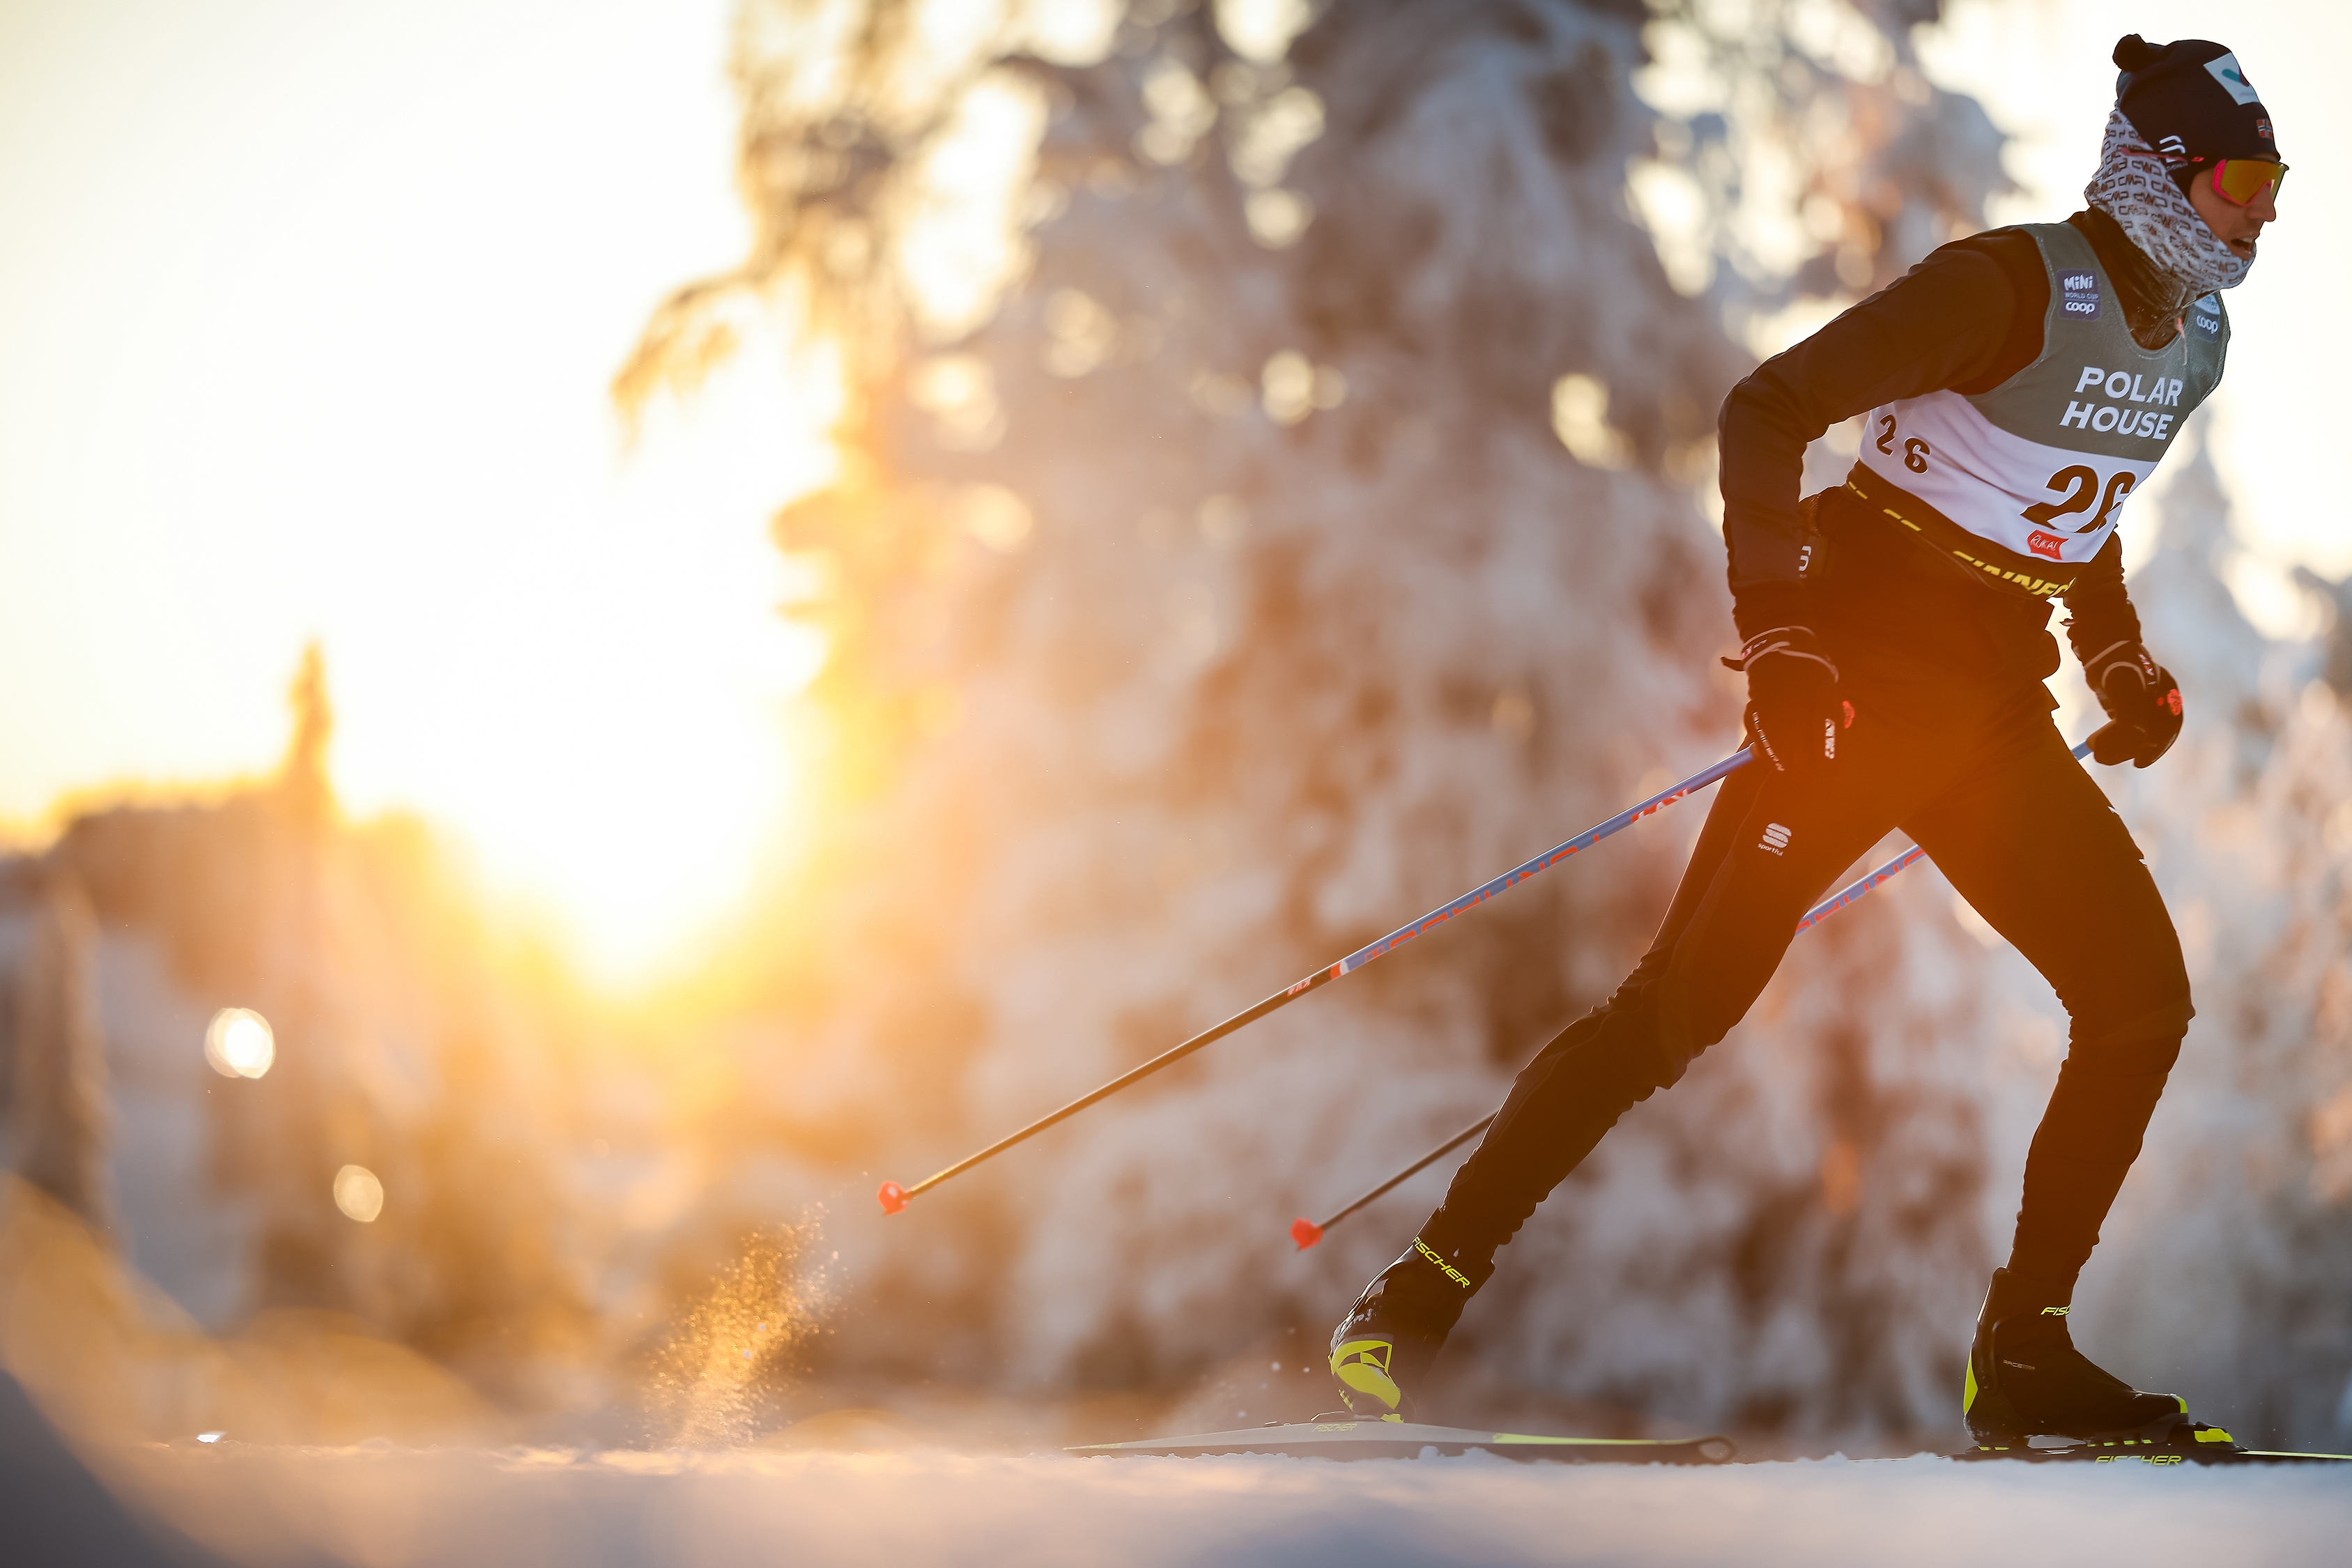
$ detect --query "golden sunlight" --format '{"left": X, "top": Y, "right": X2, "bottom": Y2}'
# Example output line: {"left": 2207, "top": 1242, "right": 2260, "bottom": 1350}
{"left": 0, "top": 0, "right": 833, "bottom": 986}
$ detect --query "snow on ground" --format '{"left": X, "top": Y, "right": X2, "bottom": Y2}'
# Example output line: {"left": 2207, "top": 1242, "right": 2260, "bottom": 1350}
{"left": 82, "top": 1442, "right": 2352, "bottom": 1567}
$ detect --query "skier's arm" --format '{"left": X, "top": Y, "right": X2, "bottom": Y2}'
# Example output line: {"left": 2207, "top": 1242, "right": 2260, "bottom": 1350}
{"left": 1717, "top": 236, "right": 2045, "bottom": 639}
{"left": 2063, "top": 535, "right": 2182, "bottom": 767}
{"left": 2059, "top": 535, "right": 2144, "bottom": 664}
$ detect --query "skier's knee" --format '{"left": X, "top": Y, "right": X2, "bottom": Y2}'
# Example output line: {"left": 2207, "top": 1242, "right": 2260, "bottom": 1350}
{"left": 1621, "top": 983, "right": 1700, "bottom": 1093}
{"left": 2066, "top": 991, "right": 2193, "bottom": 1077}
{"left": 1531, "top": 989, "right": 1687, "bottom": 1095}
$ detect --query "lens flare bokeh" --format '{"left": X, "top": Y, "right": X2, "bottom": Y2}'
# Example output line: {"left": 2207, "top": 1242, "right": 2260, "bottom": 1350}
{"left": 203, "top": 1008, "right": 276, "bottom": 1080}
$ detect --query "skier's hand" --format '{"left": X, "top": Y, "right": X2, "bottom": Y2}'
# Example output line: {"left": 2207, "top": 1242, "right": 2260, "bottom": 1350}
{"left": 1725, "top": 625, "right": 1852, "bottom": 778}
{"left": 2082, "top": 640, "right": 2181, "bottom": 768}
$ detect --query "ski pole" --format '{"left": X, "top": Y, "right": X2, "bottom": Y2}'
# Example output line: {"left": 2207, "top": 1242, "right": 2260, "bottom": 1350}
{"left": 879, "top": 746, "right": 1758, "bottom": 1214}
{"left": 1287, "top": 737, "right": 2098, "bottom": 1247}
{"left": 1289, "top": 1112, "right": 1496, "bottom": 1250}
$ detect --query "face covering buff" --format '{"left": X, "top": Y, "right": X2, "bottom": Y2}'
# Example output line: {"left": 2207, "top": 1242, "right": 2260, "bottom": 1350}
{"left": 2084, "top": 106, "right": 2254, "bottom": 298}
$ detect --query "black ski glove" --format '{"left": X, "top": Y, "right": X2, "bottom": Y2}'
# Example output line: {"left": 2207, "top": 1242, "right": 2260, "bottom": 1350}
{"left": 2082, "top": 640, "right": 2182, "bottom": 768}
{"left": 1723, "top": 625, "right": 1853, "bottom": 777}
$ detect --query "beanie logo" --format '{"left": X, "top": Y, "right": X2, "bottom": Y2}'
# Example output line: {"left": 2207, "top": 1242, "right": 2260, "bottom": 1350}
{"left": 2204, "top": 53, "right": 2261, "bottom": 107}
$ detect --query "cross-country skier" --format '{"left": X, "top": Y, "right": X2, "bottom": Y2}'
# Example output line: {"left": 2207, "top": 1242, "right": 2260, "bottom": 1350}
{"left": 1328, "top": 34, "right": 2282, "bottom": 1447}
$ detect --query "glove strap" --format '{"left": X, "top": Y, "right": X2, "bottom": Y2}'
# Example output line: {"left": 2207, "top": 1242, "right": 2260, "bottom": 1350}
{"left": 2084, "top": 639, "right": 2160, "bottom": 699}
{"left": 1721, "top": 625, "right": 1840, "bottom": 679}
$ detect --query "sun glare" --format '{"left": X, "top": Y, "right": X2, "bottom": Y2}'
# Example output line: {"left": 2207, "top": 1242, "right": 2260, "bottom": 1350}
{"left": 337, "top": 321, "right": 843, "bottom": 988}
{"left": 0, "top": 0, "right": 835, "bottom": 993}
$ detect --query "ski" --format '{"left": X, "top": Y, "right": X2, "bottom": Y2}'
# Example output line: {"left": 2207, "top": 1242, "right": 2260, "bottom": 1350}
{"left": 1070, "top": 1417, "right": 1736, "bottom": 1463}
{"left": 1957, "top": 1442, "right": 2352, "bottom": 1465}
{"left": 1075, "top": 1417, "right": 2350, "bottom": 1466}
{"left": 1953, "top": 1420, "right": 2352, "bottom": 1466}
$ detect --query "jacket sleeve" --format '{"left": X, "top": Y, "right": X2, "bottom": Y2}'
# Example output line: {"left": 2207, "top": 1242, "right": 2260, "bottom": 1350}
{"left": 2059, "top": 534, "right": 2144, "bottom": 665}
{"left": 1716, "top": 245, "right": 2033, "bottom": 640}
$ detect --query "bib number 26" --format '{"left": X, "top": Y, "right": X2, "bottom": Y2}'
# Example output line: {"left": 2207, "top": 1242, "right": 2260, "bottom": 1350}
{"left": 2022, "top": 465, "right": 2133, "bottom": 534}
{"left": 1875, "top": 416, "right": 1931, "bottom": 474}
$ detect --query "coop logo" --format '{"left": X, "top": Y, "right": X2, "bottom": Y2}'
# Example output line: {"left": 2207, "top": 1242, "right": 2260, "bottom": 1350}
{"left": 2205, "top": 53, "right": 2261, "bottom": 106}
{"left": 1758, "top": 822, "right": 1792, "bottom": 856}
{"left": 2026, "top": 530, "right": 2066, "bottom": 561}
{"left": 2060, "top": 271, "right": 2100, "bottom": 319}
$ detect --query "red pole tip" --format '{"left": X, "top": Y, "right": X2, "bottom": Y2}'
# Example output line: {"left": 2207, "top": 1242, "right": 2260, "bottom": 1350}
{"left": 878, "top": 1181, "right": 909, "bottom": 1215}
{"left": 1290, "top": 1217, "right": 1323, "bottom": 1251}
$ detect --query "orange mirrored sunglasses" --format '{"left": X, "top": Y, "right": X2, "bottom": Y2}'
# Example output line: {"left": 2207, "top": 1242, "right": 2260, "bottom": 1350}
{"left": 2202, "top": 157, "right": 2286, "bottom": 206}
{"left": 2125, "top": 148, "right": 2286, "bottom": 206}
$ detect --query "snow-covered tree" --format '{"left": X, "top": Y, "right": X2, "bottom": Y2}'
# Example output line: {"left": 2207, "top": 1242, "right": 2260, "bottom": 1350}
{"left": 641, "top": 0, "right": 2352, "bottom": 1447}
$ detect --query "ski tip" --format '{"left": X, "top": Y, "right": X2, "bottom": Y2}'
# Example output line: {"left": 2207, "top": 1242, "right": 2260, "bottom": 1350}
{"left": 1290, "top": 1217, "right": 1323, "bottom": 1250}
{"left": 878, "top": 1181, "right": 909, "bottom": 1215}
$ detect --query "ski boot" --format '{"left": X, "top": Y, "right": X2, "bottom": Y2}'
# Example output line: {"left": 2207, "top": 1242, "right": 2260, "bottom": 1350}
{"left": 1962, "top": 1268, "right": 2188, "bottom": 1444}
{"left": 1327, "top": 1235, "right": 1491, "bottom": 1422}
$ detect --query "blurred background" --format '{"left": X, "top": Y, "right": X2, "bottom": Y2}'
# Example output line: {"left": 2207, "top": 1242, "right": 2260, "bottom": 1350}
{"left": 6, "top": 0, "right": 2352, "bottom": 1477}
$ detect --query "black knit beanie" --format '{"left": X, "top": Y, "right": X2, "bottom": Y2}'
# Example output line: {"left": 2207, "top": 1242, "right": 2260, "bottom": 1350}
{"left": 2112, "top": 35, "right": 2279, "bottom": 164}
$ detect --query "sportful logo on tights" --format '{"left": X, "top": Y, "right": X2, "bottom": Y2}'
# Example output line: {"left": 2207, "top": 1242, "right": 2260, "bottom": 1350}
{"left": 1758, "top": 822, "right": 1792, "bottom": 856}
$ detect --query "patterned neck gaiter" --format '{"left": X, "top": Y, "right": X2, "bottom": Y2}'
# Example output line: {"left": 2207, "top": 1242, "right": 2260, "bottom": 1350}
{"left": 2084, "top": 106, "right": 2253, "bottom": 299}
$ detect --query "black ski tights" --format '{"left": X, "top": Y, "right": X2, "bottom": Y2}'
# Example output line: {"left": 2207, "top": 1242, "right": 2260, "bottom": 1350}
{"left": 2007, "top": 999, "right": 2183, "bottom": 1298}
{"left": 1418, "top": 672, "right": 2191, "bottom": 1300}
